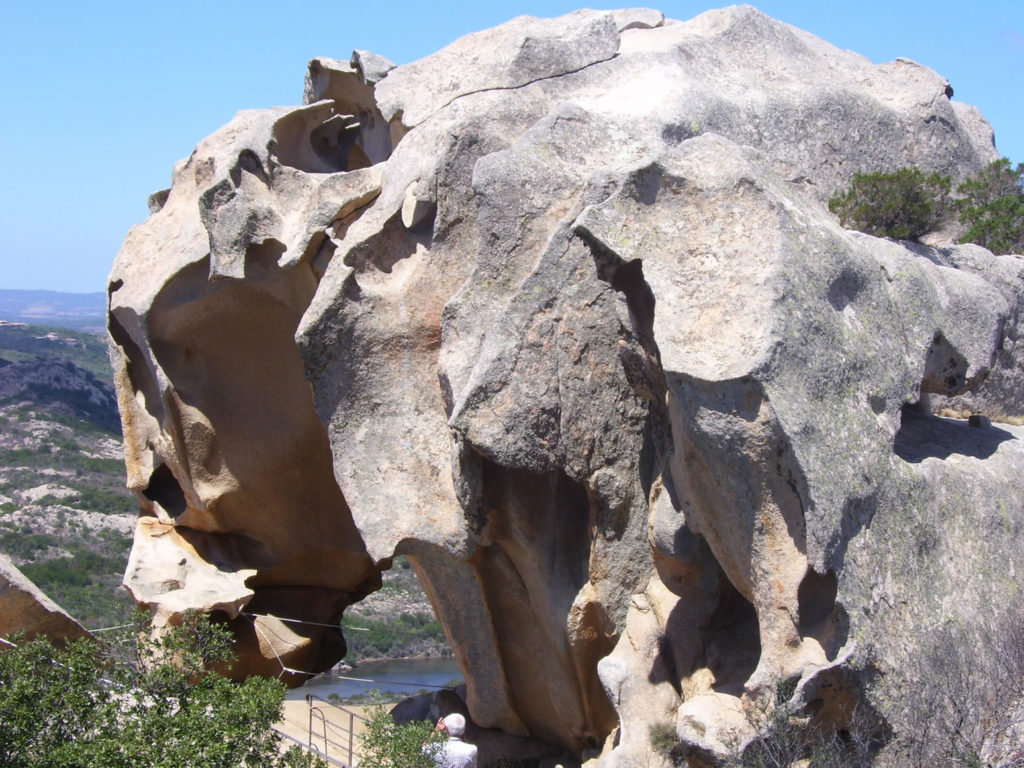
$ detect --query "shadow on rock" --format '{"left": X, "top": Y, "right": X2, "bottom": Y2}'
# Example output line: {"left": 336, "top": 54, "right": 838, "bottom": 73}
{"left": 894, "top": 406, "right": 1015, "bottom": 463}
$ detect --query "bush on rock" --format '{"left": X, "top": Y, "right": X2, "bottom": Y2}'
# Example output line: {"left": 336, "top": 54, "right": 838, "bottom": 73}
{"left": 956, "top": 158, "right": 1024, "bottom": 255}
{"left": 829, "top": 168, "right": 952, "bottom": 241}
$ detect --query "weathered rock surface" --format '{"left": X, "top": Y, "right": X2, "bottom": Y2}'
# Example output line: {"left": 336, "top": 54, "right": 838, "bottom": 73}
{"left": 0, "top": 554, "right": 91, "bottom": 645}
{"left": 108, "top": 6, "right": 1024, "bottom": 766}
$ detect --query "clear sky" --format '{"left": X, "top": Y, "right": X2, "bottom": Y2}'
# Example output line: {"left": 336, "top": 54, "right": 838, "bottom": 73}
{"left": 1, "top": 1, "right": 1020, "bottom": 293}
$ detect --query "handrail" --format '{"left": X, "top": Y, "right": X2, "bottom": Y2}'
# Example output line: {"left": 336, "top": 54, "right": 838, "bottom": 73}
{"left": 273, "top": 725, "right": 350, "bottom": 768}
{"left": 306, "top": 694, "right": 369, "bottom": 722}
{"left": 306, "top": 693, "right": 367, "bottom": 767}
{"left": 309, "top": 706, "right": 330, "bottom": 757}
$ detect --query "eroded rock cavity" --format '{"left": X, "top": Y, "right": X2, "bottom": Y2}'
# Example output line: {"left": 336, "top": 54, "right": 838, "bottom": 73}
{"left": 110, "top": 9, "right": 1024, "bottom": 766}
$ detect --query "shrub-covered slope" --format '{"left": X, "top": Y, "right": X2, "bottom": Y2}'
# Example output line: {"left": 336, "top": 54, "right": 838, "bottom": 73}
{"left": 0, "top": 323, "right": 133, "bottom": 627}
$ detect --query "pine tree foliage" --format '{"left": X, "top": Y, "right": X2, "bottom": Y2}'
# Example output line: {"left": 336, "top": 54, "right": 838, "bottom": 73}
{"left": 956, "top": 158, "right": 1024, "bottom": 255}
{"left": 828, "top": 168, "right": 952, "bottom": 241}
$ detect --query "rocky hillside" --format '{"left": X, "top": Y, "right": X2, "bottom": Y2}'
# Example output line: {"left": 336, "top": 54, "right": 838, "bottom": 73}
{"left": 106, "top": 7, "right": 1024, "bottom": 767}
{"left": 0, "top": 322, "right": 134, "bottom": 628}
{"left": 344, "top": 555, "right": 449, "bottom": 661}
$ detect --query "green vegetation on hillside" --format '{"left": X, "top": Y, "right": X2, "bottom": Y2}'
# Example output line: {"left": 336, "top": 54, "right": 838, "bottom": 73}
{"left": 345, "top": 612, "right": 447, "bottom": 661}
{"left": 344, "top": 556, "right": 450, "bottom": 661}
{"left": 0, "top": 326, "right": 134, "bottom": 630}
{"left": 1, "top": 439, "right": 123, "bottom": 475}
{"left": 20, "top": 540, "right": 134, "bottom": 626}
{"left": 0, "top": 323, "right": 111, "bottom": 380}
{"left": 0, "top": 474, "right": 135, "bottom": 625}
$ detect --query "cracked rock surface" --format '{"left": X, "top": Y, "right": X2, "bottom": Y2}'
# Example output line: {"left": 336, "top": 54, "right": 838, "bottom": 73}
{"left": 109, "top": 6, "right": 1024, "bottom": 764}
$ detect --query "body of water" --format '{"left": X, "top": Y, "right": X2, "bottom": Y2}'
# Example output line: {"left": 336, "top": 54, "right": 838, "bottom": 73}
{"left": 288, "top": 656, "right": 463, "bottom": 702}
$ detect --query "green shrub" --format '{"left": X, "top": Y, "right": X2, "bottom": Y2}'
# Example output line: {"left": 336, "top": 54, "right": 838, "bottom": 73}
{"left": 66, "top": 485, "right": 138, "bottom": 514}
{"left": 0, "top": 610, "right": 320, "bottom": 767}
{"left": 829, "top": 168, "right": 952, "bottom": 240}
{"left": 0, "top": 531, "right": 57, "bottom": 560}
{"left": 956, "top": 158, "right": 1024, "bottom": 255}
{"left": 649, "top": 721, "right": 681, "bottom": 763}
{"left": 359, "top": 701, "right": 443, "bottom": 768}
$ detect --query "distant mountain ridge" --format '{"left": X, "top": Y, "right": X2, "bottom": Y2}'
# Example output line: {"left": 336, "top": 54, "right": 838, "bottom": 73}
{"left": 0, "top": 290, "right": 106, "bottom": 334}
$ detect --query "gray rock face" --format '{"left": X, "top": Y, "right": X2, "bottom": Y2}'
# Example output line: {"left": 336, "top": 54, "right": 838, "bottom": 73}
{"left": 108, "top": 6, "right": 1024, "bottom": 765}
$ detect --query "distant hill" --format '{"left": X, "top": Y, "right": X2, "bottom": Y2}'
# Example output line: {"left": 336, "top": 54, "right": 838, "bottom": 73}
{"left": 0, "top": 289, "right": 106, "bottom": 334}
{"left": 0, "top": 320, "right": 133, "bottom": 628}
{"left": 0, "top": 322, "right": 111, "bottom": 381}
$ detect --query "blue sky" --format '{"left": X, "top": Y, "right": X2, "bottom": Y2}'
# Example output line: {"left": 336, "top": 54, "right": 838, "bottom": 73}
{"left": 1, "top": 1, "right": 1021, "bottom": 293}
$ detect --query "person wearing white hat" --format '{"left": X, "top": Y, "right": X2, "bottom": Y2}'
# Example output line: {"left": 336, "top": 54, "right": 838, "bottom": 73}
{"left": 429, "top": 713, "right": 478, "bottom": 768}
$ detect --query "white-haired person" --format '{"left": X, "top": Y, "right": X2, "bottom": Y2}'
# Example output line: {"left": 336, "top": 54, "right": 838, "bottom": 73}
{"left": 429, "top": 713, "right": 478, "bottom": 768}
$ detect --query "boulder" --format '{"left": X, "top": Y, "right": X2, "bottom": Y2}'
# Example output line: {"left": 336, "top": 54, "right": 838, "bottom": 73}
{"left": 108, "top": 6, "right": 1024, "bottom": 766}
{"left": 0, "top": 553, "right": 90, "bottom": 645}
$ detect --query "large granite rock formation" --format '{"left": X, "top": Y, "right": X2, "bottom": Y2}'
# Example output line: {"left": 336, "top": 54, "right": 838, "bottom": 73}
{"left": 108, "top": 6, "right": 1024, "bottom": 765}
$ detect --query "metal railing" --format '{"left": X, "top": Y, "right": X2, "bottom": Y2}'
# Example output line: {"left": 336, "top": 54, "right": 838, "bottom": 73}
{"left": 306, "top": 694, "right": 368, "bottom": 768}
{"left": 273, "top": 725, "right": 348, "bottom": 766}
